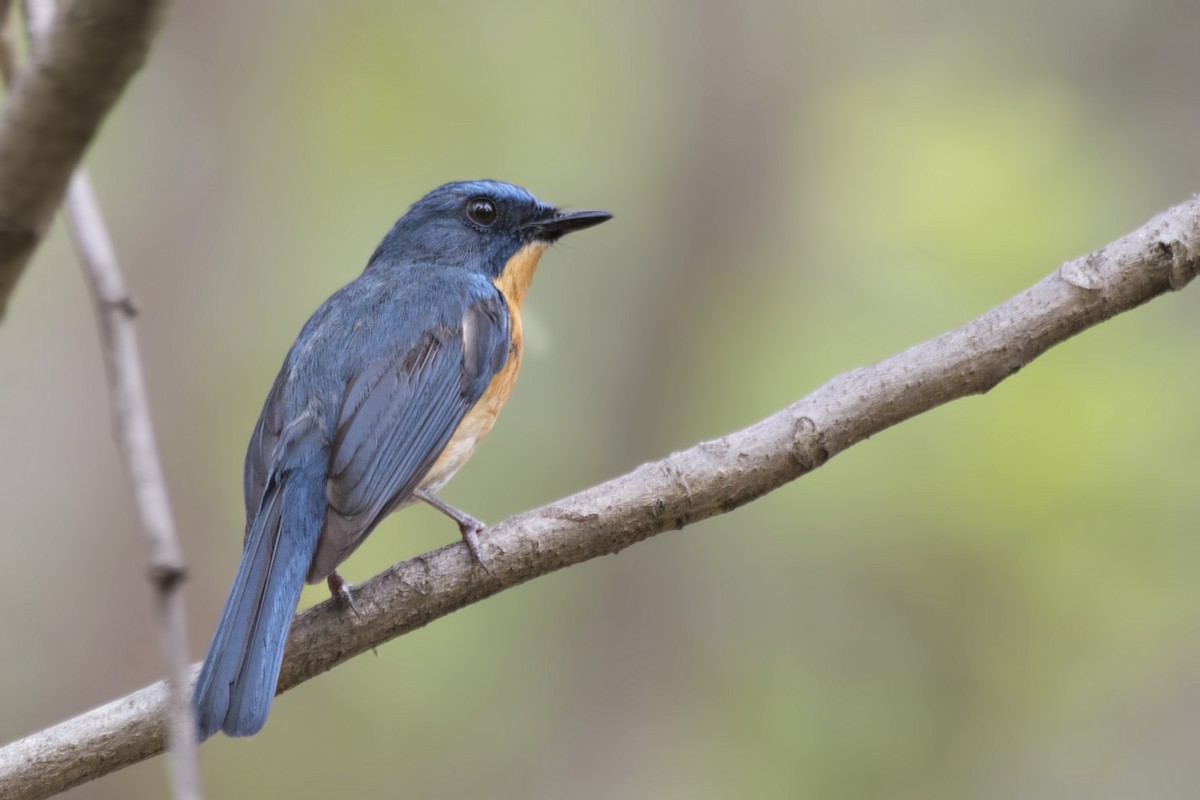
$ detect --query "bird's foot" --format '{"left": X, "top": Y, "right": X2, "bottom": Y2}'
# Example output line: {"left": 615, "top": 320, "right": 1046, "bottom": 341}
{"left": 456, "top": 516, "right": 488, "bottom": 567}
{"left": 327, "top": 571, "right": 363, "bottom": 619}
{"left": 414, "top": 489, "right": 495, "bottom": 575}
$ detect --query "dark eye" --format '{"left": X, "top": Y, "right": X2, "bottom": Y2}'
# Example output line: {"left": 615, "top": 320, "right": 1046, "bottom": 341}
{"left": 466, "top": 197, "right": 497, "bottom": 226}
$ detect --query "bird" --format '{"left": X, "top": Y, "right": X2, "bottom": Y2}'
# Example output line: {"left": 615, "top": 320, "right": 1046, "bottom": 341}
{"left": 192, "top": 180, "right": 611, "bottom": 740}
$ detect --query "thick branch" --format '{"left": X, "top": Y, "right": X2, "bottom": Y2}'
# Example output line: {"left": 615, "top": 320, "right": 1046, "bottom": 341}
{"left": 1, "top": 2, "right": 196, "bottom": 797}
{"left": 0, "top": 0, "right": 168, "bottom": 318}
{"left": 1, "top": 197, "right": 1196, "bottom": 799}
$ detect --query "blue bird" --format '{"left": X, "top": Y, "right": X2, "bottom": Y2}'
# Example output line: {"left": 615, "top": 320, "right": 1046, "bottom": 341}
{"left": 192, "top": 180, "right": 610, "bottom": 739}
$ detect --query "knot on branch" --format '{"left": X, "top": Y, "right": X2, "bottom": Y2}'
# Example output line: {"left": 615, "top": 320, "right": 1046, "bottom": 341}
{"left": 1164, "top": 236, "right": 1198, "bottom": 291}
{"left": 1057, "top": 197, "right": 1200, "bottom": 293}
{"left": 790, "top": 415, "right": 826, "bottom": 471}
{"left": 1059, "top": 249, "right": 1107, "bottom": 290}
{"left": 1147, "top": 198, "right": 1200, "bottom": 290}
{"left": 107, "top": 293, "right": 138, "bottom": 317}
{"left": 148, "top": 563, "right": 187, "bottom": 592}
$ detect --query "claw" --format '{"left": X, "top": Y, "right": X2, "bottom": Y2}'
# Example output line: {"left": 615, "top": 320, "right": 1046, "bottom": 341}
{"left": 458, "top": 518, "right": 487, "bottom": 566}
{"left": 327, "top": 571, "right": 363, "bottom": 619}
{"left": 414, "top": 489, "right": 495, "bottom": 575}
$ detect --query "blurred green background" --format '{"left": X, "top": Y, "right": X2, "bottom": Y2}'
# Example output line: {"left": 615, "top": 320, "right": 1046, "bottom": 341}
{"left": 2, "top": 1, "right": 1199, "bottom": 797}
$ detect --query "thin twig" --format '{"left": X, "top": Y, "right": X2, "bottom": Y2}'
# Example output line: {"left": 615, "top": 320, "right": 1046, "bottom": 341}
{"left": 62, "top": 172, "right": 202, "bottom": 800}
{"left": 10, "top": 2, "right": 201, "bottom": 799}
{"left": 0, "top": 195, "right": 1195, "bottom": 800}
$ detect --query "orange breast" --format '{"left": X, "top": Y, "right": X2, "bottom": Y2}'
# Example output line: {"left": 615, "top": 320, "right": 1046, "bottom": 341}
{"left": 420, "top": 242, "right": 547, "bottom": 492}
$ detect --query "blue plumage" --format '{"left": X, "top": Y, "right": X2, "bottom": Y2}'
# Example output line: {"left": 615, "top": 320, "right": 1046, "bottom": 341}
{"left": 193, "top": 181, "right": 610, "bottom": 739}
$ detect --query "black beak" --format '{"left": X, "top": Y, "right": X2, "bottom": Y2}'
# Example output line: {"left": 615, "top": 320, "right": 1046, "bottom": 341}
{"left": 525, "top": 208, "right": 612, "bottom": 242}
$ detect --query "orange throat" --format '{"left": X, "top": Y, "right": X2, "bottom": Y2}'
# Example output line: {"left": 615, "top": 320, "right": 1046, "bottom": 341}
{"left": 493, "top": 241, "right": 547, "bottom": 310}
{"left": 420, "top": 242, "right": 548, "bottom": 493}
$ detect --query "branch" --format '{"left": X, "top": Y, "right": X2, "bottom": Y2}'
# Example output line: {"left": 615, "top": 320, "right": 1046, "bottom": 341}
{"left": 1, "top": 196, "right": 1196, "bottom": 799}
{"left": 62, "top": 170, "right": 200, "bottom": 800}
{"left": 0, "top": 0, "right": 168, "bottom": 318}
{"left": 0, "top": 2, "right": 197, "bottom": 797}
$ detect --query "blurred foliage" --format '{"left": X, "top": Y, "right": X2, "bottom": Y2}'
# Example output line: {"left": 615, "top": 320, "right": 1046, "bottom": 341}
{"left": 1, "top": 0, "right": 1198, "bottom": 798}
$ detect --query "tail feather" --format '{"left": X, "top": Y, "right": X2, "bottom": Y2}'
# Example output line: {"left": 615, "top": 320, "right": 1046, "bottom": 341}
{"left": 193, "top": 475, "right": 322, "bottom": 739}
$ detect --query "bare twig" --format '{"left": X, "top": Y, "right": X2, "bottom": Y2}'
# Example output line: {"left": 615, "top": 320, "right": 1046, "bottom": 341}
{"left": 61, "top": 172, "right": 201, "bottom": 800}
{"left": 0, "top": 197, "right": 1195, "bottom": 799}
{"left": 0, "top": 0, "right": 168, "bottom": 319}
{"left": 6, "top": 2, "right": 200, "bottom": 799}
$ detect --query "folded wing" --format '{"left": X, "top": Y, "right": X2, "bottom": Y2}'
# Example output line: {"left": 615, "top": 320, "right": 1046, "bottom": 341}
{"left": 309, "top": 292, "right": 510, "bottom": 582}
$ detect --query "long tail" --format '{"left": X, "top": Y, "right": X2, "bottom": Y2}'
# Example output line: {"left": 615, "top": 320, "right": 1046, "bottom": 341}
{"left": 192, "top": 474, "right": 322, "bottom": 739}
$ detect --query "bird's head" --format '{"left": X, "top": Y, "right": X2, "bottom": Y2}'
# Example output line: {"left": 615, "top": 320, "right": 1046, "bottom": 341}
{"left": 369, "top": 180, "right": 611, "bottom": 279}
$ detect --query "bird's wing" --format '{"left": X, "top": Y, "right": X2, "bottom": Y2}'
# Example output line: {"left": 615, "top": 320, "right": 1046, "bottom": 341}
{"left": 307, "top": 290, "right": 510, "bottom": 581}
{"left": 243, "top": 369, "right": 287, "bottom": 540}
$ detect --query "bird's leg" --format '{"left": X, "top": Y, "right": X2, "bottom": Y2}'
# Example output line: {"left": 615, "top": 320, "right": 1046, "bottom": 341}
{"left": 326, "top": 570, "right": 362, "bottom": 619}
{"left": 413, "top": 488, "right": 490, "bottom": 569}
